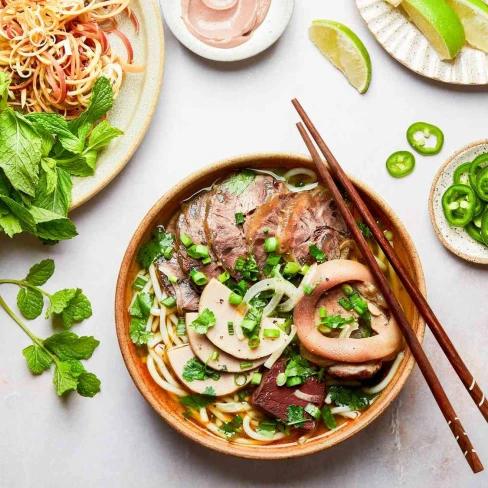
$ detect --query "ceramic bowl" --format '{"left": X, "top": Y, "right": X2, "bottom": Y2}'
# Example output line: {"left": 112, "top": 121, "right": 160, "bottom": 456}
{"left": 71, "top": 0, "right": 165, "bottom": 209}
{"left": 429, "top": 141, "right": 488, "bottom": 264}
{"left": 160, "top": 0, "right": 295, "bottom": 62}
{"left": 356, "top": 0, "right": 488, "bottom": 85}
{"left": 115, "top": 152, "right": 426, "bottom": 459}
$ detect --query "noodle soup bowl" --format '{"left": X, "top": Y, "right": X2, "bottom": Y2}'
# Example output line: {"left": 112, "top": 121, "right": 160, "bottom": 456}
{"left": 115, "top": 152, "right": 426, "bottom": 459}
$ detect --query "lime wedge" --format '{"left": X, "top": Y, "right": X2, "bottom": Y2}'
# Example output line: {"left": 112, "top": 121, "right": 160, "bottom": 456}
{"left": 309, "top": 20, "right": 372, "bottom": 94}
{"left": 446, "top": 0, "right": 488, "bottom": 53}
{"left": 402, "top": 0, "right": 466, "bottom": 60}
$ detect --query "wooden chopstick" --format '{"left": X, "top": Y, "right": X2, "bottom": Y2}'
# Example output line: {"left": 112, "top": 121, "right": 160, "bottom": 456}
{"left": 295, "top": 121, "right": 483, "bottom": 474}
{"left": 292, "top": 98, "right": 488, "bottom": 424}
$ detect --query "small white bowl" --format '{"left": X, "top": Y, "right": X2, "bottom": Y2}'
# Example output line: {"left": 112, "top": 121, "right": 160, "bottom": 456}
{"left": 429, "top": 141, "right": 488, "bottom": 265}
{"left": 160, "top": 0, "right": 295, "bottom": 62}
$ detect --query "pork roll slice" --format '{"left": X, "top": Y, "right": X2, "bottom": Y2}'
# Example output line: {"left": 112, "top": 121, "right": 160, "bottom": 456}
{"left": 205, "top": 172, "right": 283, "bottom": 278}
{"left": 176, "top": 191, "right": 223, "bottom": 284}
{"left": 157, "top": 216, "right": 200, "bottom": 312}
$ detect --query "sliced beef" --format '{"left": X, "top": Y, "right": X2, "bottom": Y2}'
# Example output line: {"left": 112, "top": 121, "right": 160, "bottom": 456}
{"left": 157, "top": 215, "right": 200, "bottom": 313}
{"left": 280, "top": 188, "right": 348, "bottom": 266}
{"left": 251, "top": 358, "right": 326, "bottom": 431}
{"left": 176, "top": 191, "right": 223, "bottom": 284}
{"left": 327, "top": 361, "right": 382, "bottom": 380}
{"left": 205, "top": 173, "right": 283, "bottom": 278}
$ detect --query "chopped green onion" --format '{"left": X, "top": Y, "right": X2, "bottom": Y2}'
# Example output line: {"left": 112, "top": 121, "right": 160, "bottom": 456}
{"left": 342, "top": 284, "right": 354, "bottom": 296}
{"left": 263, "top": 227, "right": 269, "bottom": 233}
{"left": 263, "top": 328, "right": 280, "bottom": 339}
{"left": 235, "top": 257, "right": 246, "bottom": 271}
{"left": 338, "top": 297, "right": 352, "bottom": 311}
{"left": 219, "top": 271, "right": 230, "bottom": 283}
{"left": 237, "top": 280, "right": 249, "bottom": 294}
{"left": 187, "top": 244, "right": 209, "bottom": 260}
{"left": 309, "top": 244, "right": 326, "bottom": 263}
{"left": 210, "top": 350, "right": 219, "bottom": 361}
{"left": 176, "top": 318, "right": 186, "bottom": 336}
{"left": 286, "top": 377, "right": 303, "bottom": 387}
{"left": 305, "top": 403, "right": 321, "bottom": 420}
{"left": 264, "top": 237, "right": 279, "bottom": 253}
{"left": 384, "top": 230, "right": 394, "bottom": 241}
{"left": 132, "top": 275, "right": 149, "bottom": 291}
{"left": 161, "top": 296, "right": 177, "bottom": 308}
{"left": 248, "top": 336, "right": 260, "bottom": 349}
{"left": 240, "top": 319, "right": 257, "bottom": 332}
{"left": 240, "top": 362, "right": 253, "bottom": 370}
{"left": 319, "top": 307, "right": 327, "bottom": 318}
{"left": 266, "top": 253, "right": 281, "bottom": 266}
{"left": 283, "top": 262, "right": 301, "bottom": 275}
{"left": 350, "top": 293, "right": 368, "bottom": 314}
{"left": 235, "top": 212, "right": 245, "bottom": 225}
{"left": 229, "top": 292, "right": 243, "bottom": 305}
{"left": 251, "top": 372, "right": 262, "bottom": 385}
{"left": 303, "top": 284, "right": 316, "bottom": 296}
{"left": 234, "top": 373, "right": 247, "bottom": 387}
{"left": 168, "top": 275, "right": 178, "bottom": 284}
{"left": 318, "top": 324, "right": 331, "bottom": 334}
{"left": 276, "top": 373, "right": 287, "bottom": 386}
{"left": 227, "top": 321, "right": 235, "bottom": 335}
{"left": 190, "top": 269, "right": 208, "bottom": 286}
{"left": 163, "top": 247, "right": 174, "bottom": 260}
{"left": 180, "top": 233, "right": 193, "bottom": 248}
{"left": 201, "top": 257, "right": 212, "bottom": 264}
{"left": 299, "top": 265, "right": 310, "bottom": 275}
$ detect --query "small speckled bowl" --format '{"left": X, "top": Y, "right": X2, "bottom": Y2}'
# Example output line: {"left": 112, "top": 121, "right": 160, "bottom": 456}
{"left": 356, "top": 0, "right": 488, "bottom": 85}
{"left": 429, "top": 141, "right": 488, "bottom": 264}
{"left": 115, "top": 152, "right": 426, "bottom": 459}
{"left": 160, "top": 0, "right": 295, "bottom": 62}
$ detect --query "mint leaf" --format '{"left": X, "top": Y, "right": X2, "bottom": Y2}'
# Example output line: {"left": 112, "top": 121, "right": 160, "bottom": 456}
{"left": 17, "top": 287, "right": 44, "bottom": 320}
{"left": 25, "top": 113, "right": 73, "bottom": 139}
{"left": 189, "top": 308, "right": 216, "bottom": 335}
{"left": 0, "top": 213, "right": 22, "bottom": 237}
{"left": 129, "top": 317, "right": 153, "bottom": 346}
{"left": 56, "top": 152, "right": 97, "bottom": 177}
{"left": 61, "top": 291, "right": 92, "bottom": 329}
{"left": 87, "top": 120, "right": 123, "bottom": 151}
{"left": 33, "top": 167, "right": 72, "bottom": 217}
{"left": 25, "top": 258, "right": 55, "bottom": 286}
{"left": 224, "top": 170, "right": 255, "bottom": 196}
{"left": 30, "top": 206, "right": 78, "bottom": 241}
{"left": 40, "top": 158, "right": 57, "bottom": 195}
{"left": 77, "top": 372, "right": 101, "bottom": 397}
{"left": 0, "top": 71, "right": 9, "bottom": 110}
{"left": 53, "top": 361, "right": 78, "bottom": 396}
{"left": 69, "top": 77, "right": 113, "bottom": 133}
{"left": 0, "top": 109, "right": 42, "bottom": 196}
{"left": 22, "top": 344, "right": 52, "bottom": 374}
{"left": 44, "top": 331, "right": 99, "bottom": 360}
{"left": 0, "top": 195, "right": 36, "bottom": 234}
{"left": 46, "top": 288, "right": 78, "bottom": 318}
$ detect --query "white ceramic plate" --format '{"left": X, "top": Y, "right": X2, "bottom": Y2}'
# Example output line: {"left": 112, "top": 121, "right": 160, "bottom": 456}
{"left": 356, "top": 0, "right": 488, "bottom": 85}
{"left": 71, "top": 0, "right": 165, "bottom": 209}
{"left": 160, "top": 0, "right": 294, "bottom": 62}
{"left": 429, "top": 141, "right": 488, "bottom": 264}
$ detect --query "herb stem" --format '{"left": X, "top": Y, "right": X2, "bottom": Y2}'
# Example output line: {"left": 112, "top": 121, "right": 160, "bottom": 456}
{"left": 0, "top": 279, "right": 52, "bottom": 297}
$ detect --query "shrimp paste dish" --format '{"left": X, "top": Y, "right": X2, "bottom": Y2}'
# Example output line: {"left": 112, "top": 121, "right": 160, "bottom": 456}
{"left": 124, "top": 164, "right": 422, "bottom": 451}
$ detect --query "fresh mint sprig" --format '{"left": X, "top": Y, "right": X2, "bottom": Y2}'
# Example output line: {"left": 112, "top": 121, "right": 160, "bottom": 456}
{"left": 0, "top": 259, "right": 100, "bottom": 397}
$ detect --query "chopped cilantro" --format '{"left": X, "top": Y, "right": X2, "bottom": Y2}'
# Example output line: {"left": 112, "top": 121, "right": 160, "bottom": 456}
{"left": 309, "top": 244, "right": 326, "bottom": 263}
{"left": 284, "top": 354, "right": 319, "bottom": 382}
{"left": 235, "top": 212, "right": 244, "bottom": 225}
{"left": 179, "top": 386, "right": 216, "bottom": 411}
{"left": 321, "top": 405, "right": 337, "bottom": 430}
{"left": 129, "top": 292, "right": 153, "bottom": 318}
{"left": 286, "top": 405, "right": 308, "bottom": 428}
{"left": 219, "top": 415, "right": 243, "bottom": 439}
{"left": 189, "top": 308, "right": 216, "bottom": 334}
{"left": 256, "top": 420, "right": 277, "bottom": 438}
{"left": 225, "top": 170, "right": 255, "bottom": 196}
{"left": 137, "top": 228, "right": 174, "bottom": 269}
{"left": 303, "top": 284, "right": 316, "bottom": 296}
{"left": 320, "top": 314, "right": 354, "bottom": 329}
{"left": 182, "top": 358, "right": 220, "bottom": 382}
{"left": 328, "top": 386, "right": 371, "bottom": 410}
{"left": 357, "top": 221, "right": 372, "bottom": 239}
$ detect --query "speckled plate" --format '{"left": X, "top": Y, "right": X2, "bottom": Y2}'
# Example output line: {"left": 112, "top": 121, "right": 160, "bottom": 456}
{"left": 356, "top": 0, "right": 488, "bottom": 85}
{"left": 160, "top": 0, "right": 294, "bottom": 62}
{"left": 429, "top": 141, "right": 488, "bottom": 264}
{"left": 71, "top": 0, "right": 165, "bottom": 210}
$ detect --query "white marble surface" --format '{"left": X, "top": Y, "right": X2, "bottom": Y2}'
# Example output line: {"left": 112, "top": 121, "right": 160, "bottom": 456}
{"left": 1, "top": 1, "right": 487, "bottom": 487}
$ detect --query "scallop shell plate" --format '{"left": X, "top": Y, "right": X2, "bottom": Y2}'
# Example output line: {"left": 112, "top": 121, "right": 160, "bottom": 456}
{"left": 429, "top": 141, "right": 488, "bottom": 264}
{"left": 356, "top": 0, "right": 488, "bottom": 85}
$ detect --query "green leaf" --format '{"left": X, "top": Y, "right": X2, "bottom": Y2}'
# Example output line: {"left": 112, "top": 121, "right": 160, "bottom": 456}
{"left": 33, "top": 167, "right": 72, "bottom": 217}
{"left": 182, "top": 357, "right": 220, "bottom": 382}
{"left": 40, "top": 158, "right": 57, "bottom": 195}
{"left": 321, "top": 404, "right": 338, "bottom": 430}
{"left": 328, "top": 386, "right": 371, "bottom": 411}
{"left": 0, "top": 195, "right": 36, "bottom": 234}
{"left": 309, "top": 244, "right": 326, "bottom": 264}
{"left": 45, "top": 288, "right": 78, "bottom": 318}
{"left": 30, "top": 206, "right": 78, "bottom": 241}
{"left": 129, "top": 317, "right": 153, "bottom": 346}
{"left": 65, "top": 359, "right": 85, "bottom": 378}
{"left": 22, "top": 344, "right": 52, "bottom": 374}
{"left": 17, "top": 287, "right": 44, "bottom": 320}
{"left": 136, "top": 229, "right": 174, "bottom": 269}
{"left": 25, "top": 258, "right": 55, "bottom": 285}
{"left": 77, "top": 372, "right": 101, "bottom": 397}
{"left": 44, "top": 331, "right": 100, "bottom": 360}
{"left": 286, "top": 405, "right": 308, "bottom": 428}
{"left": 56, "top": 151, "right": 97, "bottom": 177}
{"left": 53, "top": 361, "right": 79, "bottom": 396}
{"left": 224, "top": 170, "right": 255, "bottom": 196}
{"left": 179, "top": 387, "right": 216, "bottom": 410}
{"left": 61, "top": 291, "right": 92, "bottom": 329}
{"left": 87, "top": 120, "right": 123, "bottom": 151}
{"left": 189, "top": 308, "right": 216, "bottom": 335}
{"left": 69, "top": 77, "right": 114, "bottom": 133}
{"left": 0, "top": 213, "right": 22, "bottom": 237}
{"left": 219, "top": 415, "right": 243, "bottom": 439}
{"left": 129, "top": 292, "right": 153, "bottom": 318}
{"left": 0, "top": 71, "right": 10, "bottom": 110}
{"left": 25, "top": 113, "right": 72, "bottom": 138}
{"left": 0, "top": 109, "right": 42, "bottom": 196}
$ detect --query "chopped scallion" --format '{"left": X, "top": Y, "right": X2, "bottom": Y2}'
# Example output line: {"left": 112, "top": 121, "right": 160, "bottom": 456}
{"left": 132, "top": 275, "right": 149, "bottom": 291}
{"left": 180, "top": 233, "right": 193, "bottom": 248}
{"left": 264, "top": 237, "right": 279, "bottom": 253}
{"left": 303, "top": 284, "right": 316, "bottom": 296}
{"left": 218, "top": 271, "right": 230, "bottom": 283}
{"left": 235, "top": 257, "right": 246, "bottom": 271}
{"left": 299, "top": 265, "right": 310, "bottom": 275}
{"left": 248, "top": 336, "right": 260, "bottom": 349}
{"left": 251, "top": 372, "right": 262, "bottom": 385}
{"left": 235, "top": 212, "right": 245, "bottom": 225}
{"left": 319, "top": 307, "right": 327, "bottom": 318}
{"left": 305, "top": 403, "right": 321, "bottom": 420}
{"left": 276, "top": 373, "right": 287, "bottom": 386}
{"left": 263, "top": 328, "right": 280, "bottom": 339}
{"left": 161, "top": 296, "right": 176, "bottom": 308}
{"left": 176, "top": 318, "right": 186, "bottom": 336}
{"left": 283, "top": 262, "right": 301, "bottom": 275}
{"left": 342, "top": 284, "right": 354, "bottom": 296}
{"left": 201, "top": 257, "right": 212, "bottom": 264}
{"left": 338, "top": 297, "right": 352, "bottom": 311}
{"left": 234, "top": 373, "right": 247, "bottom": 387}
{"left": 210, "top": 350, "right": 219, "bottom": 361}
{"left": 168, "top": 275, "right": 178, "bottom": 284}
{"left": 227, "top": 321, "right": 235, "bottom": 335}
{"left": 317, "top": 324, "right": 332, "bottom": 334}
{"left": 266, "top": 253, "right": 281, "bottom": 266}
{"left": 187, "top": 244, "right": 209, "bottom": 260}
{"left": 229, "top": 292, "right": 243, "bottom": 305}
{"left": 240, "top": 319, "right": 256, "bottom": 332}
{"left": 286, "top": 376, "right": 303, "bottom": 387}
{"left": 190, "top": 269, "right": 208, "bottom": 286}
{"left": 163, "top": 246, "right": 174, "bottom": 260}
{"left": 240, "top": 362, "right": 253, "bottom": 370}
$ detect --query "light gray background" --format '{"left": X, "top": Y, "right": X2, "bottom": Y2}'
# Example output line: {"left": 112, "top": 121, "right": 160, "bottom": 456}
{"left": 1, "top": 2, "right": 487, "bottom": 487}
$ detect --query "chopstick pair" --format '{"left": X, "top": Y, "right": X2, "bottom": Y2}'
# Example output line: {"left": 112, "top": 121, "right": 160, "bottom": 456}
{"left": 292, "top": 99, "right": 484, "bottom": 475}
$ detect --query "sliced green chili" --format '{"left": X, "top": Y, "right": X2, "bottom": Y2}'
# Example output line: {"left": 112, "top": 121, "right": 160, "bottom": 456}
{"left": 407, "top": 122, "right": 444, "bottom": 155}
{"left": 441, "top": 184, "right": 477, "bottom": 227}
{"left": 481, "top": 210, "right": 488, "bottom": 245}
{"left": 465, "top": 222, "right": 486, "bottom": 245}
{"left": 476, "top": 167, "right": 488, "bottom": 202}
{"left": 469, "top": 153, "right": 488, "bottom": 190}
{"left": 453, "top": 162, "right": 472, "bottom": 186}
{"left": 386, "top": 151, "right": 415, "bottom": 178}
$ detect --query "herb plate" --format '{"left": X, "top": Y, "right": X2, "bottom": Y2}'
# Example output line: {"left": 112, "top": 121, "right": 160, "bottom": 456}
{"left": 429, "top": 141, "right": 488, "bottom": 264}
{"left": 70, "top": 0, "right": 165, "bottom": 209}
{"left": 356, "top": 0, "right": 488, "bottom": 85}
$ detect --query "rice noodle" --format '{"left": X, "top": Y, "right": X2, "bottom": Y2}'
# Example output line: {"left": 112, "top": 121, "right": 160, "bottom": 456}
{"left": 214, "top": 402, "right": 251, "bottom": 413}
{"left": 146, "top": 356, "right": 187, "bottom": 396}
{"left": 363, "top": 351, "right": 405, "bottom": 395}
{"left": 243, "top": 415, "right": 287, "bottom": 442}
